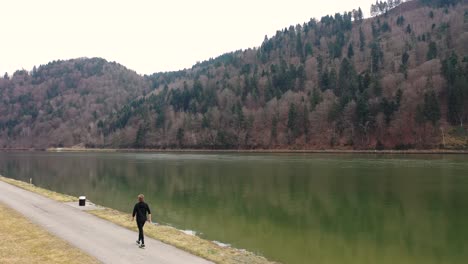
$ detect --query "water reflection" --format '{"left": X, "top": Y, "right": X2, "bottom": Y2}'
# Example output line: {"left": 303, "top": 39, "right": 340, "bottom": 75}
{"left": 0, "top": 152, "right": 467, "bottom": 264}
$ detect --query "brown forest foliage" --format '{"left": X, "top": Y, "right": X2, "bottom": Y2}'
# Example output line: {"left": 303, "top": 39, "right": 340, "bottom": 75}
{"left": 0, "top": 0, "right": 467, "bottom": 150}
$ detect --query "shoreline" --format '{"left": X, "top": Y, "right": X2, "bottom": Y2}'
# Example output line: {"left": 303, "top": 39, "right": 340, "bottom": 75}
{"left": 1, "top": 147, "right": 466, "bottom": 154}
{"left": 0, "top": 175, "right": 275, "bottom": 264}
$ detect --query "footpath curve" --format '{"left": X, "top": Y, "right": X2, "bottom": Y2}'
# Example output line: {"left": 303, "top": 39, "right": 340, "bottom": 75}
{"left": 0, "top": 180, "right": 213, "bottom": 264}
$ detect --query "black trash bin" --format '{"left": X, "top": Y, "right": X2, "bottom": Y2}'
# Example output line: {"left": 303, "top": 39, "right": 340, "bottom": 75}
{"left": 79, "top": 196, "right": 86, "bottom": 206}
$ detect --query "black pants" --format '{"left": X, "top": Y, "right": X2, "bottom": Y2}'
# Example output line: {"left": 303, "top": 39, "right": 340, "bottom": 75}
{"left": 137, "top": 220, "right": 146, "bottom": 244}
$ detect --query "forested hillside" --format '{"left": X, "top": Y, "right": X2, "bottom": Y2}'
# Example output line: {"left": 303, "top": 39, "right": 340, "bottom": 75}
{"left": 0, "top": 58, "right": 151, "bottom": 147}
{"left": 1, "top": 0, "right": 467, "bottom": 150}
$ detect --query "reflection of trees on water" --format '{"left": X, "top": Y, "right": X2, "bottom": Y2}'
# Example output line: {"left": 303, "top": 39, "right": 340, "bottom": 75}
{"left": 0, "top": 153, "right": 467, "bottom": 264}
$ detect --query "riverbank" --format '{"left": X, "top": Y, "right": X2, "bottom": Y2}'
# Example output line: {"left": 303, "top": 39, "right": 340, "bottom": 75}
{"left": 41, "top": 147, "right": 468, "bottom": 154}
{"left": 0, "top": 175, "right": 275, "bottom": 264}
{"left": 0, "top": 146, "right": 466, "bottom": 154}
{"left": 0, "top": 202, "right": 99, "bottom": 264}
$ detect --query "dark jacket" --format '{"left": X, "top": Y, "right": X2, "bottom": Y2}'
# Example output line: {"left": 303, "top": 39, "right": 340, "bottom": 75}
{"left": 133, "top": 201, "right": 151, "bottom": 222}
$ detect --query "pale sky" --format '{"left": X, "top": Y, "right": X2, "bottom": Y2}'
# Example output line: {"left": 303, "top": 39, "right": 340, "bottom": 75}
{"left": 0, "top": 0, "right": 376, "bottom": 75}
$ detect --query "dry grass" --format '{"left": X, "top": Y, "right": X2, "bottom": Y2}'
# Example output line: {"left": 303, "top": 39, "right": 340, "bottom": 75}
{"left": 46, "top": 148, "right": 117, "bottom": 152}
{"left": 444, "top": 129, "right": 468, "bottom": 149}
{"left": 0, "top": 176, "right": 77, "bottom": 202}
{"left": 0, "top": 202, "right": 99, "bottom": 264}
{"left": 0, "top": 176, "right": 275, "bottom": 264}
{"left": 89, "top": 208, "right": 274, "bottom": 264}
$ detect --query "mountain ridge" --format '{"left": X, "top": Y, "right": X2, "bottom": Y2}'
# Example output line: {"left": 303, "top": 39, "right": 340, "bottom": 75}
{"left": 1, "top": 0, "right": 467, "bottom": 150}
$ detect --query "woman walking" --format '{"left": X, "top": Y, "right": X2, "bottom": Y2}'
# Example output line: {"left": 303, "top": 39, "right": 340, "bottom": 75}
{"left": 132, "top": 194, "right": 151, "bottom": 248}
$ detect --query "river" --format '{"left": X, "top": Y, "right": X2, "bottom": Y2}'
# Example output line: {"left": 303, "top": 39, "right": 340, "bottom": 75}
{"left": 0, "top": 151, "right": 467, "bottom": 264}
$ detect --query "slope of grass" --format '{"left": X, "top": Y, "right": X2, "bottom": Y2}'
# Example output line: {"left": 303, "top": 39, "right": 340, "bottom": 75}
{"left": 89, "top": 208, "right": 273, "bottom": 264}
{"left": 0, "top": 176, "right": 77, "bottom": 202}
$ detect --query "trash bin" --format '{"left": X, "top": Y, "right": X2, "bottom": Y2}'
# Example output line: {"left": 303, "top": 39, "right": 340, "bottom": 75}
{"left": 79, "top": 196, "right": 86, "bottom": 206}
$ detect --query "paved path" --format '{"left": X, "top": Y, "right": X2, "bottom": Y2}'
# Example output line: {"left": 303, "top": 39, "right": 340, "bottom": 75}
{"left": 0, "top": 180, "right": 213, "bottom": 264}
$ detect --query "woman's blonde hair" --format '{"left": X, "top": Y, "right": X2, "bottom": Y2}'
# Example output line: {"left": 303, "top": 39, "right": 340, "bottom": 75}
{"left": 138, "top": 194, "right": 144, "bottom": 202}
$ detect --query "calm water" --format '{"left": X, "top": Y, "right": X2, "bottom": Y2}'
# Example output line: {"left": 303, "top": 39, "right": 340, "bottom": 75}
{"left": 1, "top": 152, "right": 467, "bottom": 264}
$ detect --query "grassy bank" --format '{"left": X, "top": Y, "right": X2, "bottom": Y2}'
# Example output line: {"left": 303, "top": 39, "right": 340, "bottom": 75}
{"left": 0, "top": 176, "right": 275, "bottom": 264}
{"left": 0, "top": 176, "right": 77, "bottom": 202}
{"left": 89, "top": 209, "right": 270, "bottom": 264}
{"left": 0, "top": 202, "right": 99, "bottom": 264}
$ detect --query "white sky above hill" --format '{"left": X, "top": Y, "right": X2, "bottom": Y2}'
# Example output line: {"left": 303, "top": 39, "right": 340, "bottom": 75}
{"left": 0, "top": 0, "right": 376, "bottom": 75}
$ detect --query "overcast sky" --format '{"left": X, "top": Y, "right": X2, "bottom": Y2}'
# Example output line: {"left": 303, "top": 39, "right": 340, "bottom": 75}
{"left": 0, "top": 0, "right": 376, "bottom": 75}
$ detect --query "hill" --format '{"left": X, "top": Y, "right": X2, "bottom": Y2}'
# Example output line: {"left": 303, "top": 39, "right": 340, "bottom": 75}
{"left": 0, "top": 58, "right": 150, "bottom": 148}
{"left": 1, "top": 0, "right": 467, "bottom": 150}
